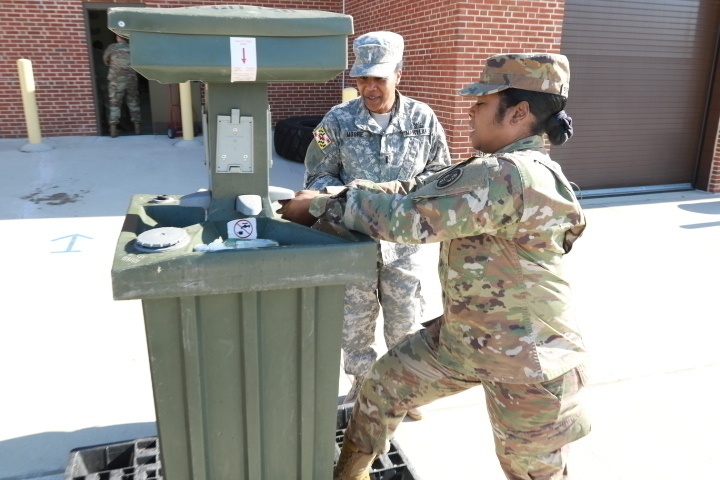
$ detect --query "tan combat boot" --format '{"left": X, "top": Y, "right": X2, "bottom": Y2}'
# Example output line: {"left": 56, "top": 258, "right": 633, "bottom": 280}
{"left": 333, "top": 437, "right": 375, "bottom": 480}
{"left": 110, "top": 124, "right": 118, "bottom": 138}
{"left": 406, "top": 407, "right": 423, "bottom": 421}
{"left": 134, "top": 123, "right": 141, "bottom": 135}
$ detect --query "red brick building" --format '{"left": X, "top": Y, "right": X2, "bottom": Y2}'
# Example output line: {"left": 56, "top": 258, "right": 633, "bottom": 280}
{"left": 1, "top": 0, "right": 718, "bottom": 192}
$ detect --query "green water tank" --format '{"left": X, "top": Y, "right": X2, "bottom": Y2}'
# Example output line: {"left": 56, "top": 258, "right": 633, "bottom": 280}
{"left": 112, "top": 195, "right": 376, "bottom": 480}
{"left": 107, "top": 6, "right": 375, "bottom": 480}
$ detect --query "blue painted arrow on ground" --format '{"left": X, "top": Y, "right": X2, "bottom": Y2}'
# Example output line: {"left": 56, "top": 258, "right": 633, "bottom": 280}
{"left": 51, "top": 234, "right": 93, "bottom": 253}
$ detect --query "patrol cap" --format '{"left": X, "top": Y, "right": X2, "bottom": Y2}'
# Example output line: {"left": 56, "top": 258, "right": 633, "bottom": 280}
{"left": 349, "top": 31, "right": 404, "bottom": 78}
{"left": 459, "top": 53, "right": 570, "bottom": 98}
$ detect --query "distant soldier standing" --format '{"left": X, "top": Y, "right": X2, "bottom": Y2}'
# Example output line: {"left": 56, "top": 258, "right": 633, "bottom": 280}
{"left": 103, "top": 35, "right": 141, "bottom": 138}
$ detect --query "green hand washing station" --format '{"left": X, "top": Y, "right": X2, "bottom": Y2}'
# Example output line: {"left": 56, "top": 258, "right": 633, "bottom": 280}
{"left": 108, "top": 6, "right": 376, "bottom": 479}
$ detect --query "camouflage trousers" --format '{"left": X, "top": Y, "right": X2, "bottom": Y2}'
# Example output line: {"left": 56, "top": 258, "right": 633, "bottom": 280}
{"left": 341, "top": 251, "right": 425, "bottom": 377}
{"left": 107, "top": 68, "right": 140, "bottom": 125}
{"left": 345, "top": 319, "right": 591, "bottom": 479}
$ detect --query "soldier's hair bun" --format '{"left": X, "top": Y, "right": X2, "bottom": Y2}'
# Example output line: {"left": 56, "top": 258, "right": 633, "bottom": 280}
{"left": 546, "top": 110, "right": 573, "bottom": 146}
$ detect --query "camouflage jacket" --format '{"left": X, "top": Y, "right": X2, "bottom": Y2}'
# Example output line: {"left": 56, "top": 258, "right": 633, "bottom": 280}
{"left": 304, "top": 92, "right": 451, "bottom": 263}
{"left": 103, "top": 42, "right": 132, "bottom": 71}
{"left": 310, "top": 136, "right": 587, "bottom": 382}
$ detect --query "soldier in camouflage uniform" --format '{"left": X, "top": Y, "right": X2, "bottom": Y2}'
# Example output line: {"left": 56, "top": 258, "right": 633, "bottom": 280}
{"left": 304, "top": 31, "right": 451, "bottom": 419}
{"left": 279, "top": 53, "right": 590, "bottom": 480}
{"left": 103, "top": 35, "right": 141, "bottom": 138}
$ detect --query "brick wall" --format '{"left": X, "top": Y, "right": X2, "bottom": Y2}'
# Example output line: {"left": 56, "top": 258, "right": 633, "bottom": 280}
{"left": 344, "top": 0, "right": 567, "bottom": 161}
{"left": 3, "top": 0, "right": 719, "bottom": 190}
{"left": 0, "top": 0, "right": 566, "bottom": 149}
{"left": 1, "top": 0, "right": 97, "bottom": 137}
{"left": 0, "top": 0, "right": 344, "bottom": 139}
{"left": 711, "top": 126, "right": 720, "bottom": 193}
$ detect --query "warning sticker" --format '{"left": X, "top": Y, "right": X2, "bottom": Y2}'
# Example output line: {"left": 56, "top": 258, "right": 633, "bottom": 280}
{"left": 227, "top": 218, "right": 257, "bottom": 239}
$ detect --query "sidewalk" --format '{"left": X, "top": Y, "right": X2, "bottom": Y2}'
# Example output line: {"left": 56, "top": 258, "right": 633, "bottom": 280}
{"left": 1, "top": 134, "right": 718, "bottom": 479}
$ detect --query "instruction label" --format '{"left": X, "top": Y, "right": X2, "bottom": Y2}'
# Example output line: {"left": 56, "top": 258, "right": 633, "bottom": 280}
{"left": 230, "top": 37, "right": 257, "bottom": 82}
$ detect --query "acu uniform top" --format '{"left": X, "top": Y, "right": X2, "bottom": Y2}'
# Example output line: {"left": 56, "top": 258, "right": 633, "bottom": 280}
{"left": 310, "top": 136, "right": 588, "bottom": 383}
{"left": 103, "top": 42, "right": 132, "bottom": 71}
{"left": 304, "top": 92, "right": 451, "bottom": 263}
{"left": 304, "top": 92, "right": 450, "bottom": 189}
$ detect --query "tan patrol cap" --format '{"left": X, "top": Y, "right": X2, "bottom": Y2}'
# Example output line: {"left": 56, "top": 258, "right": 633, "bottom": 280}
{"left": 459, "top": 53, "right": 570, "bottom": 98}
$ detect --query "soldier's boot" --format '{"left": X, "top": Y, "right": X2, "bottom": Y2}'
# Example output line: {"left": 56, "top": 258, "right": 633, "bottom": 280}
{"left": 406, "top": 407, "right": 423, "bottom": 421}
{"left": 134, "top": 123, "right": 141, "bottom": 135}
{"left": 333, "top": 437, "right": 375, "bottom": 480}
{"left": 110, "top": 124, "right": 118, "bottom": 138}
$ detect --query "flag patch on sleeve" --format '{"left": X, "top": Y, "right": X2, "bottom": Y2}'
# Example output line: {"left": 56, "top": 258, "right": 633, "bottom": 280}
{"left": 313, "top": 126, "right": 332, "bottom": 150}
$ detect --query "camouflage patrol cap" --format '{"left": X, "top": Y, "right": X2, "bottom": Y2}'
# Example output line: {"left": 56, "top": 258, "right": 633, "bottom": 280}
{"left": 349, "top": 31, "right": 404, "bottom": 78}
{"left": 459, "top": 53, "right": 570, "bottom": 98}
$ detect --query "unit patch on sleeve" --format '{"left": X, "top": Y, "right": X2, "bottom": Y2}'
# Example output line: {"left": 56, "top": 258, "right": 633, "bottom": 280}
{"left": 436, "top": 167, "right": 464, "bottom": 188}
{"left": 313, "top": 126, "right": 332, "bottom": 150}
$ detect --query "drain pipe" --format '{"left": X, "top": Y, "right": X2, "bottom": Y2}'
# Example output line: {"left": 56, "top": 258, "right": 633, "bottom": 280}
{"left": 342, "top": 0, "right": 346, "bottom": 93}
{"left": 17, "top": 59, "right": 52, "bottom": 152}
{"left": 341, "top": 0, "right": 358, "bottom": 102}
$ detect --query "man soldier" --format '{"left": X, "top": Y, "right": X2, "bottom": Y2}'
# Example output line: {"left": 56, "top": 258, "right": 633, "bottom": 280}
{"left": 103, "top": 35, "right": 141, "bottom": 137}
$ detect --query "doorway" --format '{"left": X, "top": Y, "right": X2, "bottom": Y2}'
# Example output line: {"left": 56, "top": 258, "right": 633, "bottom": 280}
{"left": 84, "top": 5, "right": 153, "bottom": 136}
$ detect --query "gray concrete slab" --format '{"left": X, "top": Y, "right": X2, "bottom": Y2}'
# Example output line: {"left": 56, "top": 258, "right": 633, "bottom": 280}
{"left": 1, "top": 135, "right": 718, "bottom": 479}
{"left": 392, "top": 190, "right": 720, "bottom": 480}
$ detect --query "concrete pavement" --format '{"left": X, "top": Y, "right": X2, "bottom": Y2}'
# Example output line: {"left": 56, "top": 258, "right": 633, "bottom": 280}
{"left": 392, "top": 190, "right": 720, "bottom": 479}
{"left": 1, "top": 134, "right": 718, "bottom": 479}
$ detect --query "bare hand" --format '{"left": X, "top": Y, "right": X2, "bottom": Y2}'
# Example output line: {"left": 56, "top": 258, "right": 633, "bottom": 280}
{"left": 276, "top": 190, "right": 321, "bottom": 226}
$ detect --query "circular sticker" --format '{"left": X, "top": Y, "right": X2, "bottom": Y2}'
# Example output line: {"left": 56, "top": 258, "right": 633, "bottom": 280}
{"left": 233, "top": 219, "right": 254, "bottom": 238}
{"left": 436, "top": 168, "right": 463, "bottom": 189}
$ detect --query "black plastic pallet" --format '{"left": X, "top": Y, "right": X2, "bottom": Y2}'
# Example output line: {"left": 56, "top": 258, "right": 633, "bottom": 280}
{"left": 336, "top": 405, "right": 415, "bottom": 480}
{"left": 65, "top": 437, "right": 162, "bottom": 480}
{"left": 65, "top": 406, "right": 415, "bottom": 480}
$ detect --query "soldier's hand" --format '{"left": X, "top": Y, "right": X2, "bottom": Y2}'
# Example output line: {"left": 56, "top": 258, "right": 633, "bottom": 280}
{"left": 276, "top": 190, "right": 320, "bottom": 226}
